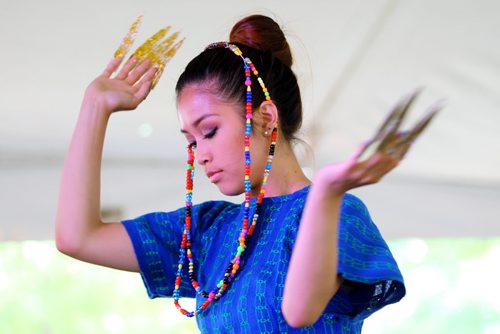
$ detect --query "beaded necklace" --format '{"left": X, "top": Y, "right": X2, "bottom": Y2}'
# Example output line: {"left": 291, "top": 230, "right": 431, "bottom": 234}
{"left": 173, "top": 43, "right": 278, "bottom": 317}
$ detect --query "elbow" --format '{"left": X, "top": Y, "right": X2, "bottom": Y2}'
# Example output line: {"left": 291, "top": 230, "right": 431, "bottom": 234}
{"left": 55, "top": 220, "right": 85, "bottom": 258}
{"left": 281, "top": 302, "right": 321, "bottom": 328}
{"left": 55, "top": 229, "right": 80, "bottom": 257}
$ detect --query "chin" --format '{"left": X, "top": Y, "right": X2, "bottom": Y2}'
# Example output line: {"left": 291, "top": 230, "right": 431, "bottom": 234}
{"left": 216, "top": 182, "right": 245, "bottom": 197}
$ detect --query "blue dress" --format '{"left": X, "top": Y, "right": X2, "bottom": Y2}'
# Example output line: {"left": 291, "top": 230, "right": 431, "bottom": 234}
{"left": 123, "top": 186, "right": 405, "bottom": 333}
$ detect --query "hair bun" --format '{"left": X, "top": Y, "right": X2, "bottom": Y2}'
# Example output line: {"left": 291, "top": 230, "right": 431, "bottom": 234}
{"left": 229, "top": 15, "right": 293, "bottom": 67}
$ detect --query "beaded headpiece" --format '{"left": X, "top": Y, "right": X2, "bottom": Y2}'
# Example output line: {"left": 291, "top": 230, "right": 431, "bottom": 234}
{"left": 173, "top": 42, "right": 278, "bottom": 317}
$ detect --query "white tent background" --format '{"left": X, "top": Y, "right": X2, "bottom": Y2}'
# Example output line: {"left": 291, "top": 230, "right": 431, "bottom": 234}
{"left": 1, "top": 0, "right": 499, "bottom": 240}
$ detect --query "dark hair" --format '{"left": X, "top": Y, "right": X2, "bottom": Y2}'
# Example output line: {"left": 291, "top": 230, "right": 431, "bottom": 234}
{"left": 176, "top": 15, "right": 302, "bottom": 142}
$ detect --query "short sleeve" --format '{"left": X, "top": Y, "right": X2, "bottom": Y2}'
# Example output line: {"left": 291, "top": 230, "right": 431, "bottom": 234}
{"left": 324, "top": 193, "right": 406, "bottom": 320}
{"left": 122, "top": 201, "right": 232, "bottom": 299}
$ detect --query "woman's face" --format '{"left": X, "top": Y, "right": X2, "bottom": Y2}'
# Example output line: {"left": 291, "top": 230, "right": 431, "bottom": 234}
{"left": 177, "top": 84, "right": 269, "bottom": 197}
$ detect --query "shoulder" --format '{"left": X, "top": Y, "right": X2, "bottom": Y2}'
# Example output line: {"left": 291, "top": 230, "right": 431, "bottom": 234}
{"left": 123, "top": 200, "right": 238, "bottom": 231}
{"left": 338, "top": 193, "right": 377, "bottom": 234}
{"left": 340, "top": 193, "right": 371, "bottom": 218}
{"left": 338, "top": 193, "right": 383, "bottom": 246}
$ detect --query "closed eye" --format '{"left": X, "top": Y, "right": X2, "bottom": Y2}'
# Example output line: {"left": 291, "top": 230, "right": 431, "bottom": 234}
{"left": 185, "top": 127, "right": 217, "bottom": 147}
{"left": 203, "top": 127, "right": 218, "bottom": 139}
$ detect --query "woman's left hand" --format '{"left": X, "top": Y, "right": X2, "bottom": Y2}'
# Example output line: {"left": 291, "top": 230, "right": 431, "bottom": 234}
{"left": 313, "top": 141, "right": 402, "bottom": 196}
{"left": 314, "top": 90, "right": 443, "bottom": 196}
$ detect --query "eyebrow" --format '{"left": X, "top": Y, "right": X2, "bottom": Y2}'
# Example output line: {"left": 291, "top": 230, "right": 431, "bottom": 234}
{"left": 180, "top": 114, "right": 218, "bottom": 134}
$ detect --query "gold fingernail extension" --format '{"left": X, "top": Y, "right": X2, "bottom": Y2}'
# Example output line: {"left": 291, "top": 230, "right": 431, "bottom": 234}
{"left": 357, "top": 90, "right": 444, "bottom": 161}
{"left": 129, "top": 27, "right": 185, "bottom": 90}
{"left": 150, "top": 38, "right": 185, "bottom": 89}
{"left": 115, "top": 18, "right": 184, "bottom": 90}
{"left": 114, "top": 15, "right": 143, "bottom": 58}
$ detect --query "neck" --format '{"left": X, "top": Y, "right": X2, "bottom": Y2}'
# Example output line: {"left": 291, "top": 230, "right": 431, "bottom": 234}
{"left": 256, "top": 139, "right": 311, "bottom": 198}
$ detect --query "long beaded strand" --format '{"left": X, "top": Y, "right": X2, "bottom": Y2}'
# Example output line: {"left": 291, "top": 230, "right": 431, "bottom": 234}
{"left": 173, "top": 44, "right": 278, "bottom": 317}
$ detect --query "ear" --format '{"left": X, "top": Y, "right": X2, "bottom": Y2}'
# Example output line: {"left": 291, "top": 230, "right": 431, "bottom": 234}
{"left": 255, "top": 100, "right": 278, "bottom": 136}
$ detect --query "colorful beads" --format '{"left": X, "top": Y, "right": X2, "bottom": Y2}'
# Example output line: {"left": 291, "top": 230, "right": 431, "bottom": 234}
{"left": 173, "top": 43, "right": 278, "bottom": 317}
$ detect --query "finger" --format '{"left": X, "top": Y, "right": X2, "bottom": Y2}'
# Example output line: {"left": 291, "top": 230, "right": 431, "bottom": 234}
{"left": 358, "top": 130, "right": 403, "bottom": 162}
{"left": 392, "top": 142, "right": 411, "bottom": 160}
{"left": 354, "top": 140, "right": 374, "bottom": 161}
{"left": 361, "top": 155, "right": 399, "bottom": 185}
{"left": 134, "top": 77, "right": 153, "bottom": 103}
{"left": 374, "top": 130, "right": 406, "bottom": 156}
{"left": 102, "top": 57, "right": 123, "bottom": 77}
{"left": 126, "top": 59, "right": 153, "bottom": 85}
{"left": 150, "top": 64, "right": 165, "bottom": 90}
{"left": 136, "top": 65, "right": 157, "bottom": 86}
{"left": 115, "top": 56, "right": 139, "bottom": 80}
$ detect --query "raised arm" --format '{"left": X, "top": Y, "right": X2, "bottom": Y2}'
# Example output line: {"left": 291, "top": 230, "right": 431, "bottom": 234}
{"left": 282, "top": 146, "right": 399, "bottom": 327}
{"left": 55, "top": 56, "right": 156, "bottom": 272}
{"left": 282, "top": 91, "right": 442, "bottom": 327}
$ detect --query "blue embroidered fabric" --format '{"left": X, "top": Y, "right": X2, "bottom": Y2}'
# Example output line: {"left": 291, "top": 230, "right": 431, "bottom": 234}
{"left": 122, "top": 186, "right": 405, "bottom": 333}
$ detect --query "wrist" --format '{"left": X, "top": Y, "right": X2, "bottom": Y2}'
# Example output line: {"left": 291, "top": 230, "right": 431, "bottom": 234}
{"left": 311, "top": 173, "right": 345, "bottom": 201}
{"left": 312, "top": 170, "right": 347, "bottom": 199}
{"left": 80, "top": 93, "right": 112, "bottom": 121}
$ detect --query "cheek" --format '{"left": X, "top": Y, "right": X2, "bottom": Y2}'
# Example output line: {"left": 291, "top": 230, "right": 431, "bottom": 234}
{"left": 219, "top": 124, "right": 245, "bottom": 163}
{"left": 224, "top": 139, "right": 245, "bottom": 169}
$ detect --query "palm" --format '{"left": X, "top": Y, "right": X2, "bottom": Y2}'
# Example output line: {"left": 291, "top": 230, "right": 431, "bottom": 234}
{"left": 316, "top": 149, "right": 399, "bottom": 195}
{"left": 85, "top": 56, "right": 156, "bottom": 114}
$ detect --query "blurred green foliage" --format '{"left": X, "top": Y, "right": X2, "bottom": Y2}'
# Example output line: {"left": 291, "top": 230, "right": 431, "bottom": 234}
{"left": 0, "top": 239, "right": 499, "bottom": 333}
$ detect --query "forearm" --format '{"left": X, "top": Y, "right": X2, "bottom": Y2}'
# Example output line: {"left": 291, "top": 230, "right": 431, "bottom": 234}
{"left": 55, "top": 97, "right": 110, "bottom": 254}
{"left": 282, "top": 180, "right": 343, "bottom": 327}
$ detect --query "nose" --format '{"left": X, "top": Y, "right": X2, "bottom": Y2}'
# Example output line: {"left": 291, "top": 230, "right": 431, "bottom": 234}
{"left": 194, "top": 142, "right": 211, "bottom": 166}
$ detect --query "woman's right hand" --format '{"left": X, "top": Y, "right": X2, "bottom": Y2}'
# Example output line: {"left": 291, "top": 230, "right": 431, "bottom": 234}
{"left": 56, "top": 54, "right": 156, "bottom": 272}
{"left": 83, "top": 56, "right": 157, "bottom": 114}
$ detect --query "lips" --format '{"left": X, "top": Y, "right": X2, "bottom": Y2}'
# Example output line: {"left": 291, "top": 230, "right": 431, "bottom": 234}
{"left": 206, "top": 170, "right": 223, "bottom": 183}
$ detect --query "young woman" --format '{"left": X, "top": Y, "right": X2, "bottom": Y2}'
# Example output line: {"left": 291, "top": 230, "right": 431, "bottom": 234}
{"left": 56, "top": 15, "right": 406, "bottom": 333}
